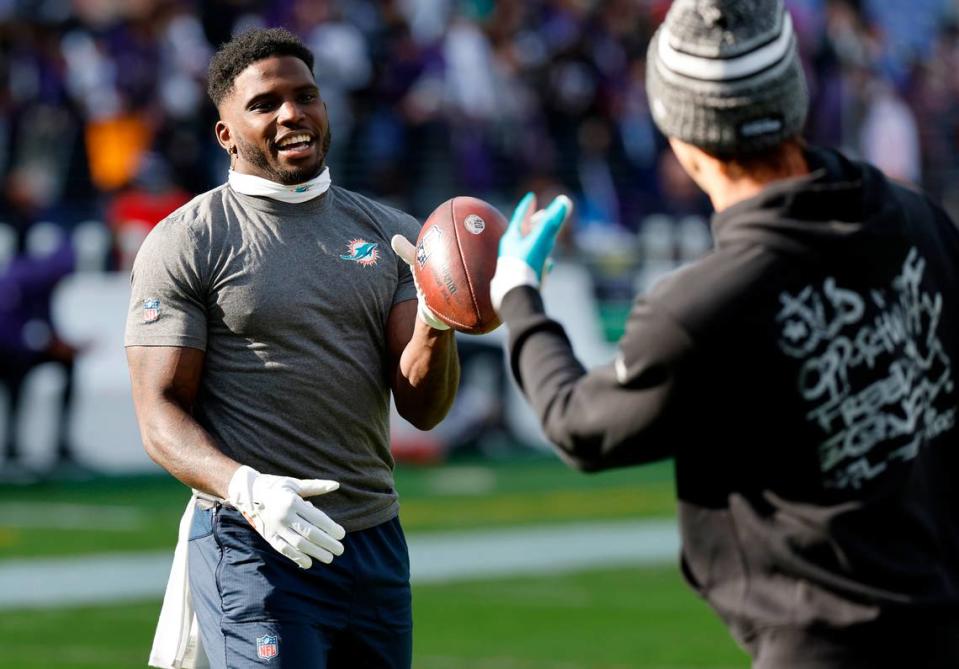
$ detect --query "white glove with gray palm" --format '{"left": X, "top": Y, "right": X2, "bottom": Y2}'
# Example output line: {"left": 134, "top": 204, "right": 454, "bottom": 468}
{"left": 227, "top": 465, "right": 346, "bottom": 569}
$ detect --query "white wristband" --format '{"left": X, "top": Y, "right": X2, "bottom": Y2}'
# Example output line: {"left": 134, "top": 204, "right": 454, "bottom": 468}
{"left": 490, "top": 256, "right": 540, "bottom": 312}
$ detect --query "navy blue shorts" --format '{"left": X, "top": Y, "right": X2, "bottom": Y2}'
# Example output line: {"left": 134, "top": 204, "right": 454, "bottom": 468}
{"left": 188, "top": 505, "right": 412, "bottom": 669}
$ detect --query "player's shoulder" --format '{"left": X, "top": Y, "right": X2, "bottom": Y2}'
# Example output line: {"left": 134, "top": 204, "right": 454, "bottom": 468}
{"left": 647, "top": 242, "right": 780, "bottom": 333}
{"left": 154, "top": 186, "right": 228, "bottom": 234}
{"left": 884, "top": 172, "right": 947, "bottom": 224}
{"left": 143, "top": 185, "right": 230, "bottom": 253}
{"left": 330, "top": 186, "right": 420, "bottom": 231}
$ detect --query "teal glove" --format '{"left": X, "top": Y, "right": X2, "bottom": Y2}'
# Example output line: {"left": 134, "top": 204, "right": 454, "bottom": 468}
{"left": 490, "top": 192, "right": 573, "bottom": 311}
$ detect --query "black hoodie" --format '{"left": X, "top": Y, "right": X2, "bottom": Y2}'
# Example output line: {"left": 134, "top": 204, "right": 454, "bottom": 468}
{"left": 500, "top": 147, "right": 959, "bottom": 647}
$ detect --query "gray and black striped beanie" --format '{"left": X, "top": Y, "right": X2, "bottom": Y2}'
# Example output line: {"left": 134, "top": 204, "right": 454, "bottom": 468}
{"left": 646, "top": 0, "right": 808, "bottom": 156}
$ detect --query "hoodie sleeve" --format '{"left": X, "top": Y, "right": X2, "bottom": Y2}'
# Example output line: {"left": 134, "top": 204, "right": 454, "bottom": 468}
{"left": 499, "top": 285, "right": 695, "bottom": 471}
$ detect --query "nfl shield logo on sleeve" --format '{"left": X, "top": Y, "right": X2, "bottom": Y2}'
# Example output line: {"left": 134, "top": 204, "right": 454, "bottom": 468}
{"left": 256, "top": 634, "right": 279, "bottom": 661}
{"left": 143, "top": 298, "right": 161, "bottom": 323}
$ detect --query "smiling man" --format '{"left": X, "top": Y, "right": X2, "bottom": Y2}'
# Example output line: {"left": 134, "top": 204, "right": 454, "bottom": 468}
{"left": 125, "top": 28, "right": 459, "bottom": 669}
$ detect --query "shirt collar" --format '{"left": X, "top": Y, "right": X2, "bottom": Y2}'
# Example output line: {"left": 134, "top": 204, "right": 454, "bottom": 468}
{"left": 228, "top": 167, "right": 331, "bottom": 204}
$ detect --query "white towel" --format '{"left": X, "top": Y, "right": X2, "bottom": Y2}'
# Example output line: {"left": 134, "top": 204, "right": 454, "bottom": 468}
{"left": 148, "top": 495, "right": 208, "bottom": 669}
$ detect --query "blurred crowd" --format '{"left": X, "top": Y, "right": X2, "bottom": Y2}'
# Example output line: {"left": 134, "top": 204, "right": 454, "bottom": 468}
{"left": 3, "top": 0, "right": 959, "bottom": 237}
{"left": 3, "top": 0, "right": 959, "bottom": 475}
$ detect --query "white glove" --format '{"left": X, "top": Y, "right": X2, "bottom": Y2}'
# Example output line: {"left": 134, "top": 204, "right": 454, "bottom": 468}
{"left": 227, "top": 465, "right": 346, "bottom": 569}
{"left": 391, "top": 234, "right": 450, "bottom": 331}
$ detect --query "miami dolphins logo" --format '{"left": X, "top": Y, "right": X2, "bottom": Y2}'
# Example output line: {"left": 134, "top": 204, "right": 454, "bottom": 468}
{"left": 341, "top": 239, "right": 380, "bottom": 267}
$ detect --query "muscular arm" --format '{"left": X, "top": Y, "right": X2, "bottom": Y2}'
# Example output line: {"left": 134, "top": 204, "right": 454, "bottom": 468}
{"left": 387, "top": 300, "right": 460, "bottom": 430}
{"left": 127, "top": 345, "right": 240, "bottom": 497}
{"left": 501, "top": 287, "right": 692, "bottom": 471}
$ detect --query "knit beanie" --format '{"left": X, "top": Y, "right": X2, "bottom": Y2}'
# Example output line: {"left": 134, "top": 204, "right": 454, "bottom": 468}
{"left": 646, "top": 0, "right": 808, "bottom": 156}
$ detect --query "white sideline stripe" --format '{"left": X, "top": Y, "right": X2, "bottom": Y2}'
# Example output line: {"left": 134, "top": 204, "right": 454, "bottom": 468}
{"left": 0, "top": 519, "right": 678, "bottom": 610}
{"left": 409, "top": 519, "right": 677, "bottom": 583}
{"left": 0, "top": 553, "right": 173, "bottom": 609}
{"left": 0, "top": 503, "right": 146, "bottom": 530}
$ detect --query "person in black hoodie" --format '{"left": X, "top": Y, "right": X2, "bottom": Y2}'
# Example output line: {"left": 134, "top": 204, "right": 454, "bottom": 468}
{"left": 487, "top": 0, "right": 959, "bottom": 667}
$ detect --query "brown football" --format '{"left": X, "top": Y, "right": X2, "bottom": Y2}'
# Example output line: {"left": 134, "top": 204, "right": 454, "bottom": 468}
{"left": 414, "top": 196, "right": 507, "bottom": 334}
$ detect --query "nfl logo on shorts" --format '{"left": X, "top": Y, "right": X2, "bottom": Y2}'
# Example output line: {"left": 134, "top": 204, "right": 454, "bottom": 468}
{"left": 256, "top": 634, "right": 279, "bottom": 661}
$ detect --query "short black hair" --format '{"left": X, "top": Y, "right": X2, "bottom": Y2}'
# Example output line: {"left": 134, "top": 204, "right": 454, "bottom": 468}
{"left": 207, "top": 27, "right": 314, "bottom": 107}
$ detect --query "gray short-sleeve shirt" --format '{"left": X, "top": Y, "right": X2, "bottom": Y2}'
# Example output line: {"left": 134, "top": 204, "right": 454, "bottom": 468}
{"left": 125, "top": 184, "right": 420, "bottom": 531}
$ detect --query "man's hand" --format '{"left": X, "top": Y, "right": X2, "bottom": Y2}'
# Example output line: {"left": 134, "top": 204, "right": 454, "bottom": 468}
{"left": 490, "top": 193, "right": 573, "bottom": 311}
{"left": 391, "top": 235, "right": 450, "bottom": 331}
{"left": 227, "top": 465, "right": 346, "bottom": 569}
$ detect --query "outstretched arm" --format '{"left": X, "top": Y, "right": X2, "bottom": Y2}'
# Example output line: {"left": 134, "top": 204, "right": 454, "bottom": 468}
{"left": 499, "top": 286, "right": 689, "bottom": 470}
{"left": 492, "top": 194, "right": 688, "bottom": 470}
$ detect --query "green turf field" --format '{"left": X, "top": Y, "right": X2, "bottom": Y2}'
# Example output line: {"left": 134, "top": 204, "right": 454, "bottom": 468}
{"left": 0, "top": 566, "right": 746, "bottom": 669}
{"left": 0, "top": 458, "right": 676, "bottom": 559}
{"left": 0, "top": 458, "right": 748, "bottom": 667}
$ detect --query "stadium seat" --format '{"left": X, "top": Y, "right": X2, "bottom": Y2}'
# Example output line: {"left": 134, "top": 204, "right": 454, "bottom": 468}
{"left": 115, "top": 220, "right": 151, "bottom": 271}
{"left": 0, "top": 222, "right": 15, "bottom": 271}
{"left": 676, "top": 215, "right": 712, "bottom": 261}
{"left": 25, "top": 222, "right": 65, "bottom": 258}
{"left": 72, "top": 220, "right": 112, "bottom": 273}
{"left": 44, "top": 272, "right": 157, "bottom": 473}
{"left": 638, "top": 214, "right": 676, "bottom": 263}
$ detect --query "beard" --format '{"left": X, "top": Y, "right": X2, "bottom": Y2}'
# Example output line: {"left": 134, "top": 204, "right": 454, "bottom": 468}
{"left": 235, "top": 125, "right": 333, "bottom": 185}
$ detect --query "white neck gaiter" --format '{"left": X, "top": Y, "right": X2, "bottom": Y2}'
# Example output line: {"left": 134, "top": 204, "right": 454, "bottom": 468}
{"left": 228, "top": 167, "right": 332, "bottom": 203}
